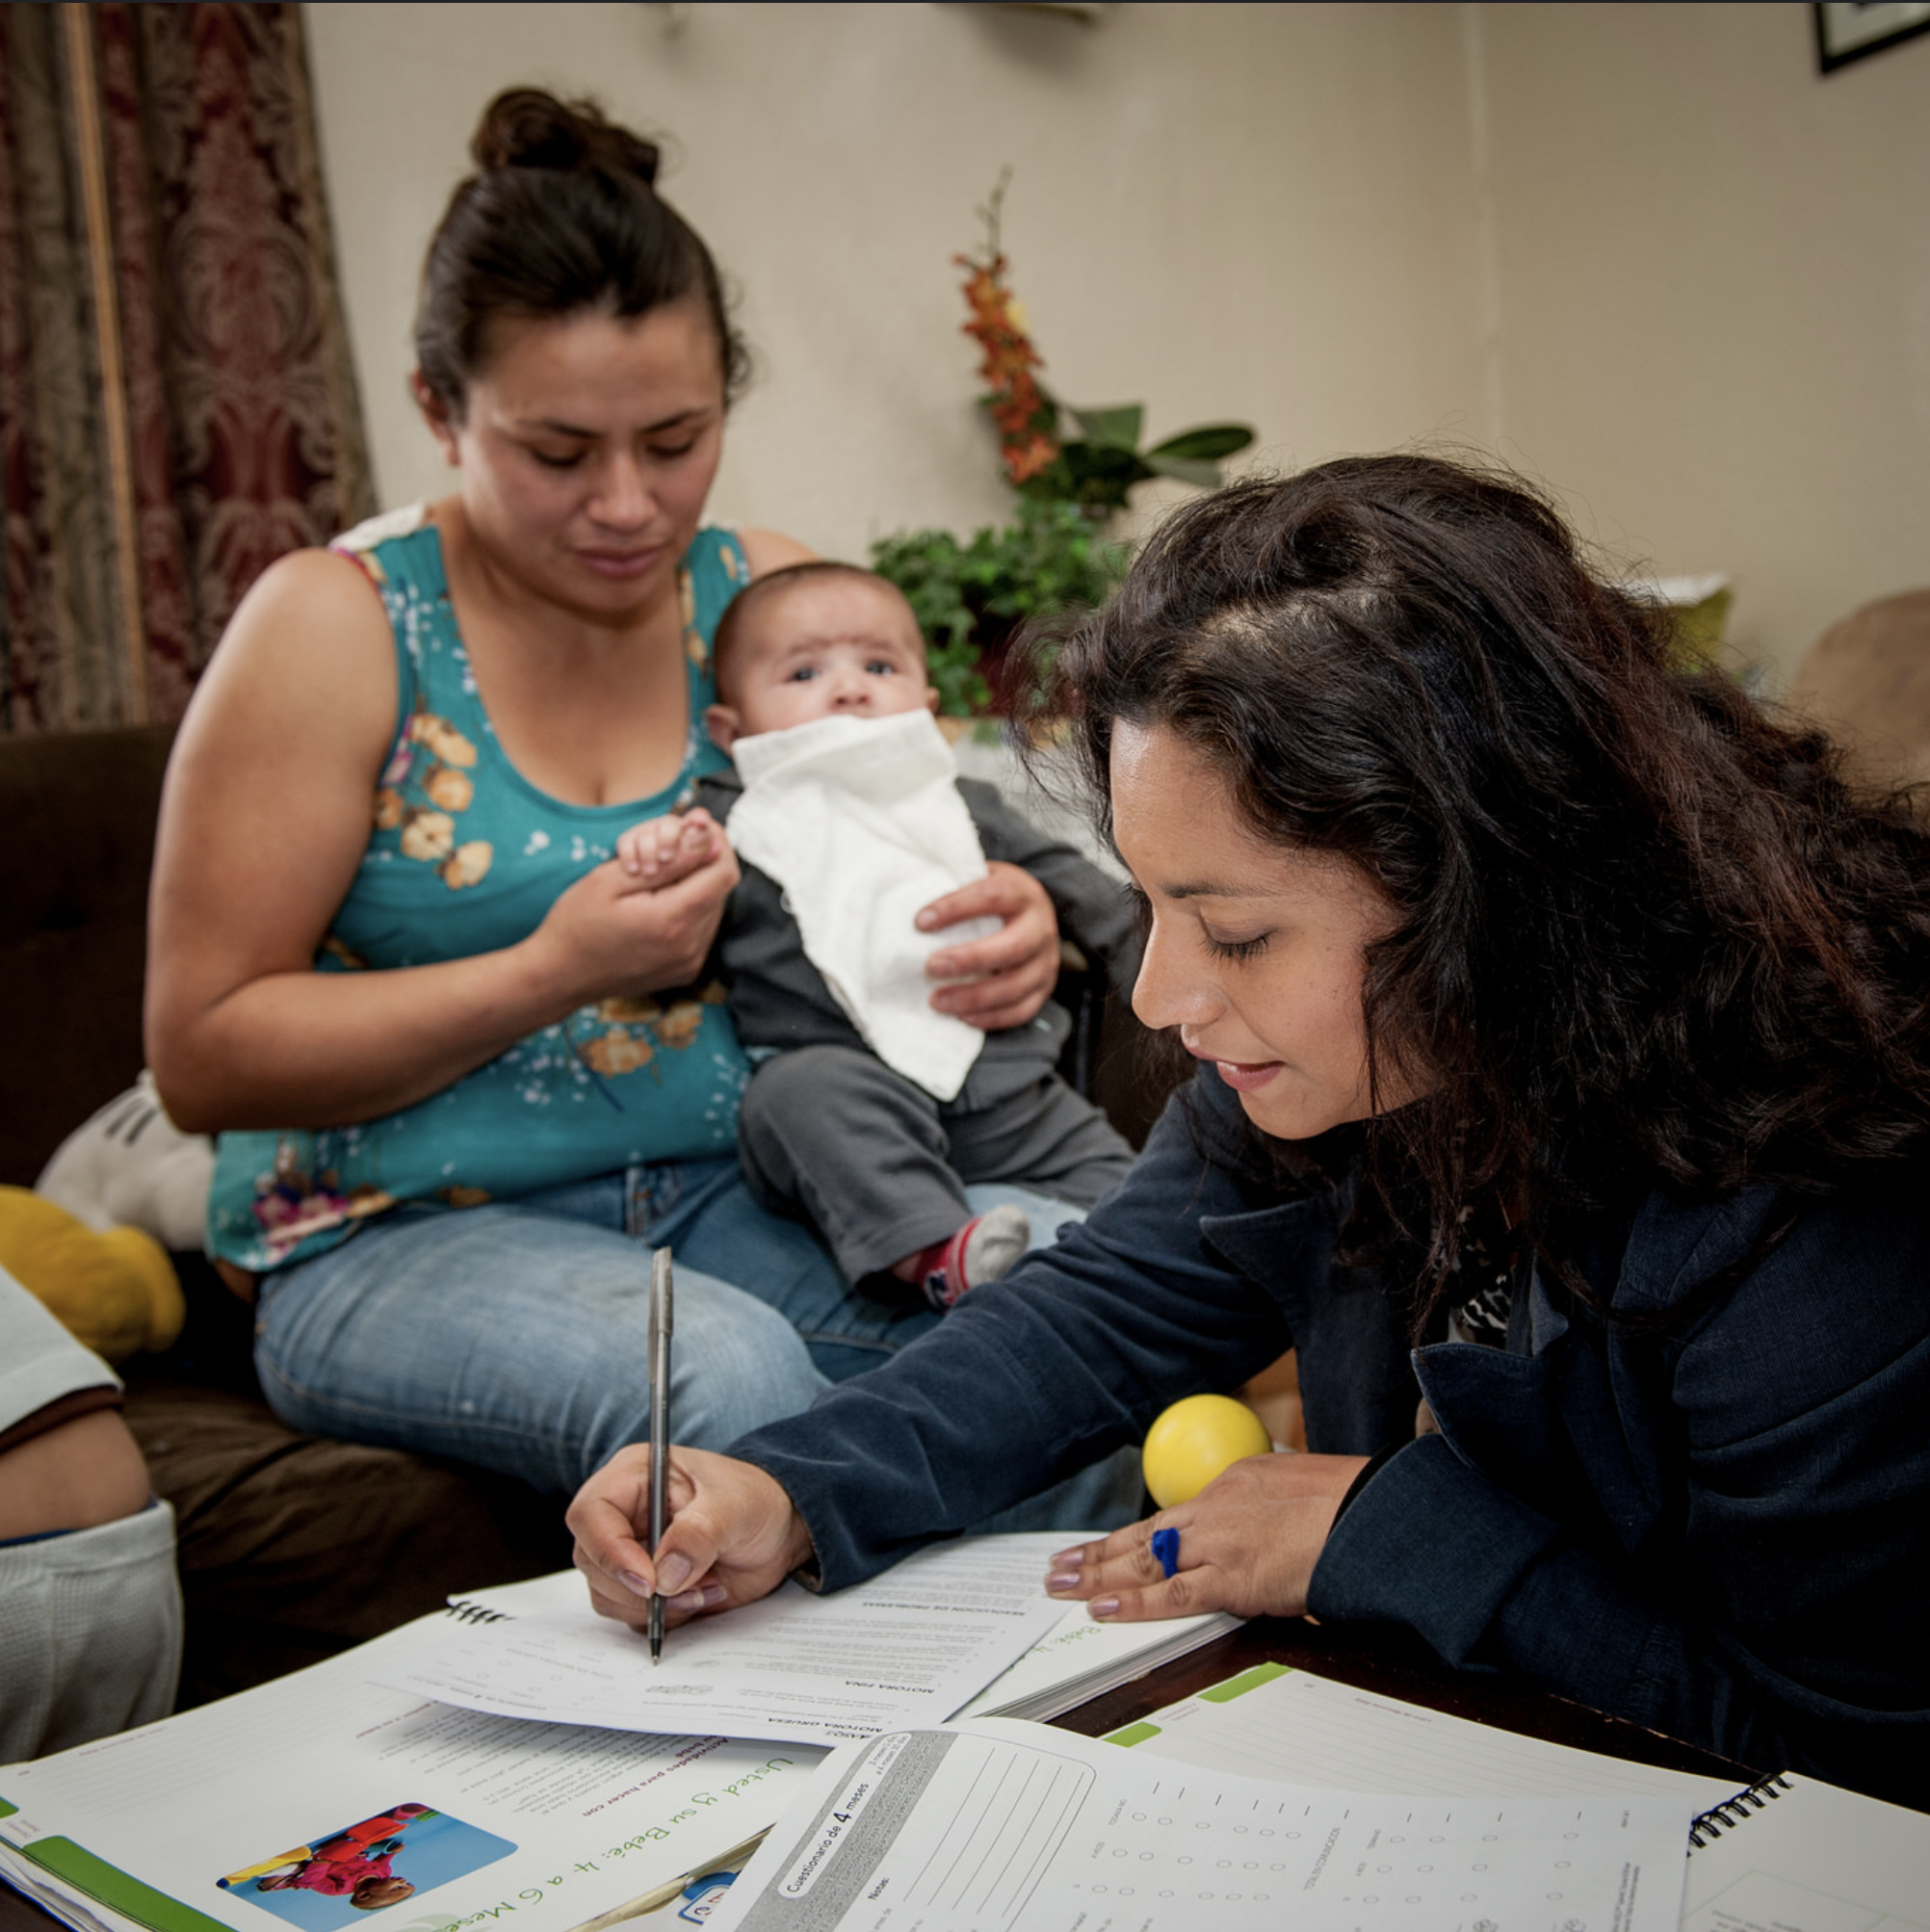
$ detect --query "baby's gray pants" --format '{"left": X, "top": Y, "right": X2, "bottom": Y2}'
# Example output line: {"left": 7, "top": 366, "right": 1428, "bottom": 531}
{"left": 737, "top": 1044, "right": 1134, "bottom": 1281}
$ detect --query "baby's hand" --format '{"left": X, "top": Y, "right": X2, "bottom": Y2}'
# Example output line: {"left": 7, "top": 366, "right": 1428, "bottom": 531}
{"left": 615, "top": 809, "right": 723, "bottom": 892}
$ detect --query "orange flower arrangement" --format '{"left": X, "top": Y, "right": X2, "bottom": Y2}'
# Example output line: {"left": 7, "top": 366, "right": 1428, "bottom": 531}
{"left": 955, "top": 175, "right": 1059, "bottom": 487}
{"left": 871, "top": 176, "right": 1256, "bottom": 718}
{"left": 951, "top": 174, "right": 1254, "bottom": 512}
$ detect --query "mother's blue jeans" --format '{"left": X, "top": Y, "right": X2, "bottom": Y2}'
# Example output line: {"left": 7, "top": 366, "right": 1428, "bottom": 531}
{"left": 254, "top": 1158, "right": 1140, "bottom": 1527}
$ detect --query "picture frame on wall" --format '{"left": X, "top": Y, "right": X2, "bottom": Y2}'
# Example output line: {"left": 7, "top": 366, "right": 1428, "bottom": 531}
{"left": 1814, "top": 0, "right": 1930, "bottom": 71}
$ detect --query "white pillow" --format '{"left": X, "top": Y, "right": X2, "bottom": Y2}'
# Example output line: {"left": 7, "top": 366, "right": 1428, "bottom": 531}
{"left": 35, "top": 1071, "right": 215, "bottom": 1253}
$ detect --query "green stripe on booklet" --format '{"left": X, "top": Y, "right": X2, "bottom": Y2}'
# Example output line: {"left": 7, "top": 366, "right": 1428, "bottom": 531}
{"left": 23, "top": 1839, "right": 234, "bottom": 1932}
{"left": 1102, "top": 1660, "right": 1296, "bottom": 1744}
{"left": 1199, "top": 1661, "right": 1292, "bottom": 1703}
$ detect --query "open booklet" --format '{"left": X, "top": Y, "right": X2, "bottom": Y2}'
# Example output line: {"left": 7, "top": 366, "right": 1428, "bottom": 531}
{"left": 0, "top": 1611, "right": 820, "bottom": 1932}
{"left": 704, "top": 1716, "right": 1697, "bottom": 1931}
{"left": 12, "top": 1585, "right": 1910, "bottom": 1932}
{"left": 0, "top": 1535, "right": 1235, "bottom": 1932}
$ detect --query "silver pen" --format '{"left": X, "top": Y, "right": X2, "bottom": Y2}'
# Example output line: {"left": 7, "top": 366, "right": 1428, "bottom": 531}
{"left": 647, "top": 1246, "right": 673, "bottom": 1664}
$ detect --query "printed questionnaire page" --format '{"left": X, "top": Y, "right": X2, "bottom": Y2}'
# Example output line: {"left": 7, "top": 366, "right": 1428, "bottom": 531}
{"left": 711, "top": 1717, "right": 1693, "bottom": 1932}
{"left": 377, "top": 1535, "right": 1071, "bottom": 1747}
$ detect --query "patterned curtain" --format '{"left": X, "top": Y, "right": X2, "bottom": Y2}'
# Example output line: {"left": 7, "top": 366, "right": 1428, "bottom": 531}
{"left": 0, "top": 3, "right": 374, "bottom": 733}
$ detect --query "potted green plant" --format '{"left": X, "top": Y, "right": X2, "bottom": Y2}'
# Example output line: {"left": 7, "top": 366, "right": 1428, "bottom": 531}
{"left": 873, "top": 177, "right": 1256, "bottom": 718}
{"left": 871, "top": 499, "right": 1126, "bottom": 719}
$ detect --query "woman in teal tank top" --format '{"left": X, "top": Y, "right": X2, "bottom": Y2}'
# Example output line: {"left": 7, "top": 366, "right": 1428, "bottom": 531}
{"left": 142, "top": 90, "right": 1101, "bottom": 1502}
{"left": 200, "top": 510, "right": 755, "bottom": 1270}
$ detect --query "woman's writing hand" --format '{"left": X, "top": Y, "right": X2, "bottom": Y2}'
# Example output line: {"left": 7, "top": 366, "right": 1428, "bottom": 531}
{"left": 568, "top": 1445, "right": 813, "bottom": 1630}
{"left": 1044, "top": 1451, "right": 1369, "bottom": 1622}
{"left": 918, "top": 862, "right": 1060, "bottom": 1031}
{"left": 531, "top": 823, "right": 739, "bottom": 1005}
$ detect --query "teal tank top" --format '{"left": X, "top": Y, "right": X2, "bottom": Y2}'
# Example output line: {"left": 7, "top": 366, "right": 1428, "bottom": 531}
{"left": 206, "top": 509, "right": 753, "bottom": 1270}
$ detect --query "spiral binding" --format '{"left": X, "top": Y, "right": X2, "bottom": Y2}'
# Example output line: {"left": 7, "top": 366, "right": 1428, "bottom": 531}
{"left": 443, "top": 1600, "right": 509, "bottom": 1625}
{"left": 1686, "top": 1771, "right": 1792, "bottom": 1849}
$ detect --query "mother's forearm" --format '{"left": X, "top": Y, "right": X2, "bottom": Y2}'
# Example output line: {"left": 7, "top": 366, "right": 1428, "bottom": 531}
{"left": 146, "top": 934, "right": 578, "bottom": 1134}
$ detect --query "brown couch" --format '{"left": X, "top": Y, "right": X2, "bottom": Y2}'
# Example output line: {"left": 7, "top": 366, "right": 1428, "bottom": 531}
{"left": 1783, "top": 587, "right": 1930, "bottom": 791}
{"left": 0, "top": 721, "right": 1176, "bottom": 1712}
{"left": 0, "top": 723, "right": 571, "bottom": 1709}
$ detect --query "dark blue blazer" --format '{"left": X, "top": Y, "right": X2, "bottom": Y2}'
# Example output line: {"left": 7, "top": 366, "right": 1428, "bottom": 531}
{"left": 734, "top": 1069, "right": 1930, "bottom": 1805}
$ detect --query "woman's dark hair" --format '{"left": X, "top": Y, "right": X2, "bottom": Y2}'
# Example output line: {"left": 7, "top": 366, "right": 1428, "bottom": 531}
{"left": 415, "top": 88, "right": 748, "bottom": 414}
{"left": 1031, "top": 453, "right": 1930, "bottom": 1327}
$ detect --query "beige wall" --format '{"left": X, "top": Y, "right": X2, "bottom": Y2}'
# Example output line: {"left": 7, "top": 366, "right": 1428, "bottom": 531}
{"left": 1475, "top": 3, "right": 1930, "bottom": 680}
{"left": 303, "top": 1, "right": 1928, "bottom": 684}
{"left": 302, "top": 3, "right": 1487, "bottom": 555}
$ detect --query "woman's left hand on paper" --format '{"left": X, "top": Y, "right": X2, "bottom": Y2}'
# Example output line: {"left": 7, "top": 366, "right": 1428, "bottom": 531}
{"left": 918, "top": 862, "right": 1060, "bottom": 1031}
{"left": 1044, "top": 1450, "right": 1370, "bottom": 1622}
{"left": 567, "top": 1444, "right": 814, "bottom": 1629}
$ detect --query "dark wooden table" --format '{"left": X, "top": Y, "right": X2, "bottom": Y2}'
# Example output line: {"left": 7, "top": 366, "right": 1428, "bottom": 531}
{"left": 0, "top": 1618, "right": 1750, "bottom": 1932}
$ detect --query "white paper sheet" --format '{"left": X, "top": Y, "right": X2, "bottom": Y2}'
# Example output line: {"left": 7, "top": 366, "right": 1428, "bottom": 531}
{"left": 707, "top": 1718, "right": 1694, "bottom": 1932}
{"left": 447, "top": 1566, "right": 1240, "bottom": 1730}
{"left": 379, "top": 1536, "right": 1072, "bottom": 1748}
{"left": 951, "top": 1604, "right": 1240, "bottom": 1722}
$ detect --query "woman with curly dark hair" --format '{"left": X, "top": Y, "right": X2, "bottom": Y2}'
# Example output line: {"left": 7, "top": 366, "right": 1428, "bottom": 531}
{"left": 570, "top": 454, "right": 1930, "bottom": 1804}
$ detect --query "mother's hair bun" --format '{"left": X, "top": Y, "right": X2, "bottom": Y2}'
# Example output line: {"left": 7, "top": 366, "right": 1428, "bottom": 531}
{"left": 470, "top": 87, "right": 660, "bottom": 187}
{"left": 419, "top": 83, "right": 746, "bottom": 411}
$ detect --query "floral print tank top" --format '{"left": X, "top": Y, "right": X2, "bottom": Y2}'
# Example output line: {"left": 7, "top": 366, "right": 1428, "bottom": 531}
{"left": 205, "top": 508, "right": 752, "bottom": 1271}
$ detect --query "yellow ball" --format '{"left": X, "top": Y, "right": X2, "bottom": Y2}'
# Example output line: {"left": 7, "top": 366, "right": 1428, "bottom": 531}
{"left": 1141, "top": 1394, "right": 1273, "bottom": 1509}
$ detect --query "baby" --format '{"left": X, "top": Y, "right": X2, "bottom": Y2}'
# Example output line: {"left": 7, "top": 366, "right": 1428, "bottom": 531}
{"left": 617, "top": 562, "right": 1137, "bottom": 1309}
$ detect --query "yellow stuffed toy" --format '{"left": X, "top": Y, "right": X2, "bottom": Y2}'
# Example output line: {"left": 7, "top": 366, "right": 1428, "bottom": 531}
{"left": 0, "top": 1186, "right": 185, "bottom": 1361}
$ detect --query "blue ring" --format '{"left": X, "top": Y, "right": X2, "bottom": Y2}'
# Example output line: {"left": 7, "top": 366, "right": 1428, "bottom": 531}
{"left": 1150, "top": 1527, "right": 1180, "bottom": 1579}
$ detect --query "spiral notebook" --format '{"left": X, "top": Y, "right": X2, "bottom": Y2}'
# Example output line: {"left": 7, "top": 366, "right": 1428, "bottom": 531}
{"left": 1108, "top": 1661, "right": 1930, "bottom": 1932}
{"left": 1680, "top": 1772, "right": 1929, "bottom": 1931}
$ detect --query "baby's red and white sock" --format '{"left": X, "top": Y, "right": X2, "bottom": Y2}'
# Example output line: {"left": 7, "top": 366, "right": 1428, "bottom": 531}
{"left": 909, "top": 1204, "right": 1032, "bottom": 1312}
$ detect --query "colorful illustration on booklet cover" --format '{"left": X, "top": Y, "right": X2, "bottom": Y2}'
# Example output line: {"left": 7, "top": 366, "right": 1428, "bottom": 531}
{"left": 676, "top": 1867, "right": 738, "bottom": 1922}
{"left": 218, "top": 1803, "right": 512, "bottom": 1925}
